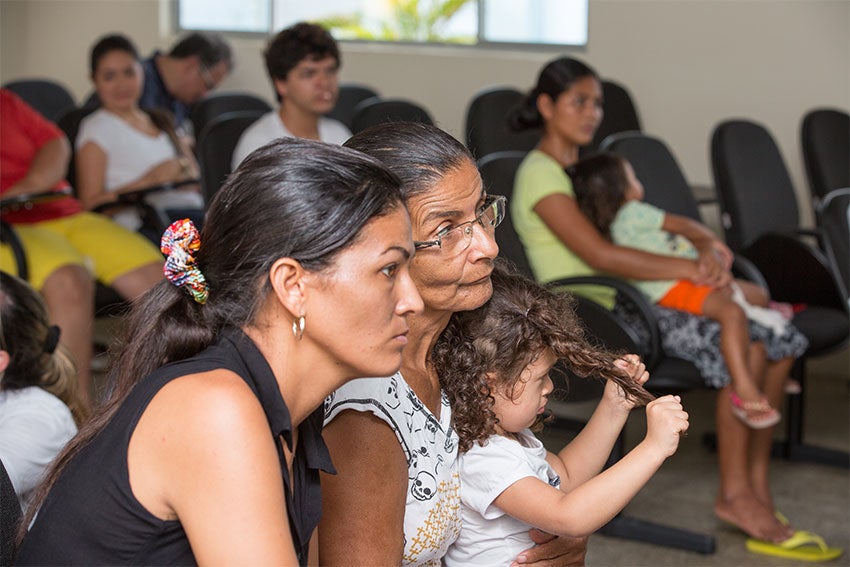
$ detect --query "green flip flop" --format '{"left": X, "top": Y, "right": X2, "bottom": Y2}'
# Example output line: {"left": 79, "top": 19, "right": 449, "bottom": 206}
{"left": 746, "top": 530, "right": 843, "bottom": 563}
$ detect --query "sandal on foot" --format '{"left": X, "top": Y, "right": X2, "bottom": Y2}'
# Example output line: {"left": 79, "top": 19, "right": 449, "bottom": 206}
{"left": 746, "top": 531, "right": 843, "bottom": 562}
{"left": 785, "top": 379, "right": 802, "bottom": 395}
{"left": 730, "top": 393, "right": 781, "bottom": 429}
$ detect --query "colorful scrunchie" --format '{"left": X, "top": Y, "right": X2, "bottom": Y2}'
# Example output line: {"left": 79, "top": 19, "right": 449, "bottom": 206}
{"left": 161, "top": 219, "right": 209, "bottom": 304}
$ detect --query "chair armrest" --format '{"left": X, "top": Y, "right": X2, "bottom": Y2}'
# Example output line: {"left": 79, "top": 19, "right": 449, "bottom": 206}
{"left": 93, "top": 178, "right": 200, "bottom": 210}
{"left": 92, "top": 178, "right": 201, "bottom": 232}
{"left": 546, "top": 275, "right": 662, "bottom": 368}
{"left": 0, "top": 187, "right": 72, "bottom": 212}
{"left": 731, "top": 255, "right": 768, "bottom": 289}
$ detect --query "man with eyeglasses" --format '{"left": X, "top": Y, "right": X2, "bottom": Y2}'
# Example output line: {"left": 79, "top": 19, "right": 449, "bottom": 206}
{"left": 232, "top": 22, "right": 351, "bottom": 168}
{"left": 141, "top": 32, "right": 233, "bottom": 130}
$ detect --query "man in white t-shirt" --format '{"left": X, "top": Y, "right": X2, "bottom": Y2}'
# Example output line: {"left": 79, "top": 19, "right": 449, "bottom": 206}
{"left": 232, "top": 22, "right": 351, "bottom": 168}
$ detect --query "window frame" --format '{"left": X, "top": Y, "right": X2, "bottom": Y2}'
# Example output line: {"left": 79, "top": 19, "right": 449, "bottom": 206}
{"left": 175, "top": 0, "right": 589, "bottom": 50}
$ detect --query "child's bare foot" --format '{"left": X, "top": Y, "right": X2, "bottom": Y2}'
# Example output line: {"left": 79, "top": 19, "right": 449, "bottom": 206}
{"left": 715, "top": 495, "right": 794, "bottom": 542}
{"left": 730, "top": 392, "right": 781, "bottom": 429}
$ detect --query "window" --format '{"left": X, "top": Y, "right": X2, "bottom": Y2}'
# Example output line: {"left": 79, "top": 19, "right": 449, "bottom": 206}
{"left": 179, "top": 0, "right": 588, "bottom": 47}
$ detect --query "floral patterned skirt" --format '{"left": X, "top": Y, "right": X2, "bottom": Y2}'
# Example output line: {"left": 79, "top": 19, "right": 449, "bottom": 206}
{"left": 613, "top": 298, "right": 809, "bottom": 389}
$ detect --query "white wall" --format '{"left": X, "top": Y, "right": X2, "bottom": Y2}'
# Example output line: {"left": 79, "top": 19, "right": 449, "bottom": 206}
{"left": 3, "top": 0, "right": 848, "bottom": 226}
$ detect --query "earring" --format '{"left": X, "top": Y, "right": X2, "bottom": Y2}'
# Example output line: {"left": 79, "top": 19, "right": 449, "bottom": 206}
{"left": 292, "top": 315, "right": 306, "bottom": 340}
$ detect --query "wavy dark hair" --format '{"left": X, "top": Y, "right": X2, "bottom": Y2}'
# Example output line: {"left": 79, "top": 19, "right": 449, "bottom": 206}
{"left": 265, "top": 22, "right": 339, "bottom": 102}
{"left": 570, "top": 152, "right": 631, "bottom": 239}
{"left": 344, "top": 121, "right": 474, "bottom": 201}
{"left": 508, "top": 56, "right": 599, "bottom": 132}
{"left": 0, "top": 272, "right": 88, "bottom": 425}
{"left": 432, "top": 261, "right": 654, "bottom": 453}
{"left": 20, "top": 137, "right": 403, "bottom": 541}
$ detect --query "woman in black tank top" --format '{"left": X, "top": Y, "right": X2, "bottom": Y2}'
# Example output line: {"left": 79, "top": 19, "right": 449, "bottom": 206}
{"left": 15, "top": 137, "right": 423, "bottom": 565}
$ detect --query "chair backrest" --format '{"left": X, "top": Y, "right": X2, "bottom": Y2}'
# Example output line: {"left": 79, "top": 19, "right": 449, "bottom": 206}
{"left": 190, "top": 92, "right": 271, "bottom": 141}
{"left": 464, "top": 86, "right": 540, "bottom": 160}
{"left": 0, "top": 457, "right": 22, "bottom": 566}
{"left": 477, "top": 151, "right": 534, "bottom": 278}
{"left": 196, "top": 110, "right": 265, "bottom": 205}
{"left": 601, "top": 132, "right": 701, "bottom": 221}
{"left": 582, "top": 79, "right": 642, "bottom": 156}
{"left": 350, "top": 98, "right": 433, "bottom": 134}
{"left": 710, "top": 119, "right": 800, "bottom": 251}
{"left": 801, "top": 108, "right": 850, "bottom": 203}
{"left": 325, "top": 83, "right": 380, "bottom": 129}
{"left": 4, "top": 79, "right": 76, "bottom": 123}
{"left": 819, "top": 188, "right": 850, "bottom": 296}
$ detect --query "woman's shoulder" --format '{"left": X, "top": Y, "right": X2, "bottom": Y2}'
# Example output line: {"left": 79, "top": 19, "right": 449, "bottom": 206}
{"left": 514, "top": 150, "right": 573, "bottom": 203}
{"left": 79, "top": 108, "right": 116, "bottom": 129}
{"left": 77, "top": 109, "right": 122, "bottom": 146}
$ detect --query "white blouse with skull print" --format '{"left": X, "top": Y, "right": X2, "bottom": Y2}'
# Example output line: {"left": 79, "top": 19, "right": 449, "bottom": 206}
{"left": 324, "top": 372, "right": 461, "bottom": 566}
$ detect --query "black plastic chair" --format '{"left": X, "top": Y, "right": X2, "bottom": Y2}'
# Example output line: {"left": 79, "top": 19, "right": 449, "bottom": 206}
{"left": 818, "top": 188, "right": 850, "bottom": 298}
{"left": 604, "top": 130, "right": 848, "bottom": 467}
{"left": 349, "top": 98, "right": 433, "bottom": 134}
{"left": 711, "top": 120, "right": 849, "bottom": 467}
{"left": 581, "top": 79, "right": 642, "bottom": 156}
{"left": 189, "top": 91, "right": 271, "bottom": 142}
{"left": 4, "top": 78, "right": 76, "bottom": 123}
{"left": 0, "top": 457, "right": 22, "bottom": 566}
{"left": 801, "top": 108, "right": 849, "bottom": 208}
{"left": 196, "top": 110, "right": 265, "bottom": 206}
{"left": 325, "top": 83, "right": 380, "bottom": 130}
{"left": 478, "top": 150, "right": 715, "bottom": 555}
{"left": 464, "top": 86, "right": 540, "bottom": 160}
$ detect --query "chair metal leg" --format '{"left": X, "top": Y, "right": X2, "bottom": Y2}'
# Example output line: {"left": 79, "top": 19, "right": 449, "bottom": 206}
{"left": 600, "top": 514, "right": 716, "bottom": 554}
{"left": 776, "top": 359, "right": 849, "bottom": 468}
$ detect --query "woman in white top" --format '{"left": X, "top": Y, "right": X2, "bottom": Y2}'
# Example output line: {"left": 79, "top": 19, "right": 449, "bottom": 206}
{"left": 76, "top": 34, "right": 204, "bottom": 233}
{"left": 0, "top": 272, "right": 86, "bottom": 511}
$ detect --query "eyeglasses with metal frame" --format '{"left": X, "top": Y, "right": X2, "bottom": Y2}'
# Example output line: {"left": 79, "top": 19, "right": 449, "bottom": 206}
{"left": 413, "top": 194, "right": 506, "bottom": 254}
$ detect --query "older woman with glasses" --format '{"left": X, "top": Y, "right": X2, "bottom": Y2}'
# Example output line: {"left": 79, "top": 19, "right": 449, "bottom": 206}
{"left": 320, "top": 122, "right": 587, "bottom": 566}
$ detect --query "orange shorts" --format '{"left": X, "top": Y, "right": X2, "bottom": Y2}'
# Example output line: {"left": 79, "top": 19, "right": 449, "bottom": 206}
{"left": 657, "top": 280, "right": 714, "bottom": 315}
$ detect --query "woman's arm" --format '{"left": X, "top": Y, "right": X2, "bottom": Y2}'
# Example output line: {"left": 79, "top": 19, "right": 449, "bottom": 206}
{"left": 75, "top": 141, "right": 187, "bottom": 210}
{"left": 129, "top": 370, "right": 299, "bottom": 565}
{"left": 495, "top": 395, "right": 687, "bottom": 538}
{"left": 4, "top": 137, "right": 70, "bottom": 197}
{"left": 534, "top": 194, "right": 728, "bottom": 285}
{"left": 663, "top": 212, "right": 734, "bottom": 272}
{"left": 319, "top": 410, "right": 409, "bottom": 565}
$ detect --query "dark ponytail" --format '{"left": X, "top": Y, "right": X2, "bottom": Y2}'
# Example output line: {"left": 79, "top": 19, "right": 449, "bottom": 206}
{"left": 508, "top": 56, "right": 600, "bottom": 132}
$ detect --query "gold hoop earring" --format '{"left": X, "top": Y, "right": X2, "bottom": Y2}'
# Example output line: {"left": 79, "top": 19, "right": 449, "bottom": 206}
{"left": 292, "top": 315, "right": 306, "bottom": 340}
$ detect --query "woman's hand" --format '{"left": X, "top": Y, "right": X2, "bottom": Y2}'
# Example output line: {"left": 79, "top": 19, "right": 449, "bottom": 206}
{"left": 602, "top": 354, "right": 649, "bottom": 413}
{"left": 693, "top": 243, "right": 733, "bottom": 287}
{"left": 511, "top": 530, "right": 587, "bottom": 567}
{"left": 643, "top": 395, "right": 689, "bottom": 459}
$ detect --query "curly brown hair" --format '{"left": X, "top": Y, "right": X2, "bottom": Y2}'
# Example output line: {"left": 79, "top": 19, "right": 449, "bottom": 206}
{"left": 432, "top": 261, "right": 654, "bottom": 453}
{"left": 569, "top": 152, "right": 631, "bottom": 240}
